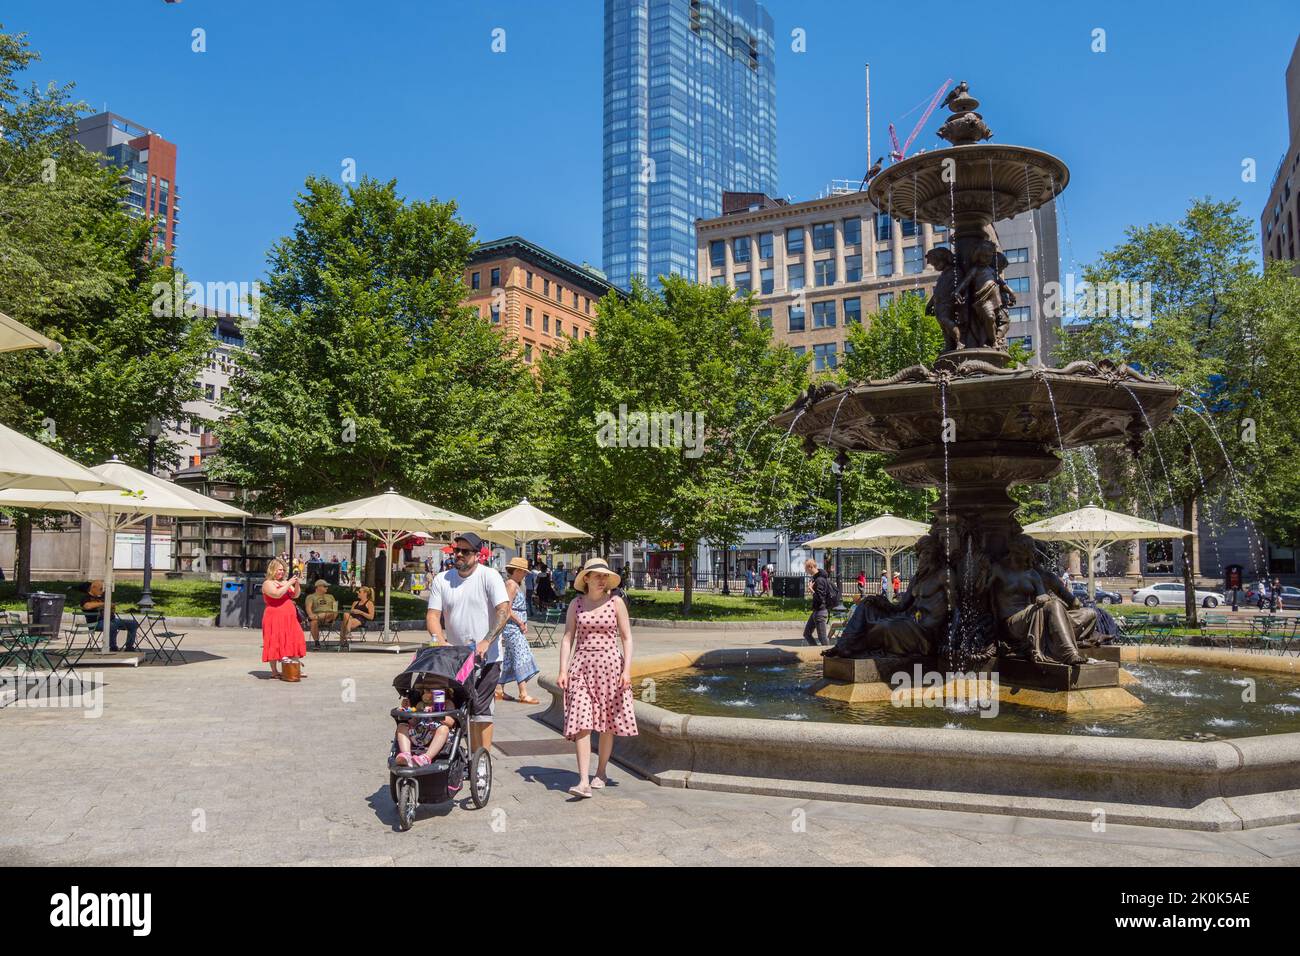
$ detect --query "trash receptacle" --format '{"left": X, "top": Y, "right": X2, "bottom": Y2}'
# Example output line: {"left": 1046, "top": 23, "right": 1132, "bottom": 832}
{"left": 27, "top": 591, "right": 67, "bottom": 638}
{"left": 773, "top": 575, "right": 805, "bottom": 599}
{"left": 245, "top": 575, "right": 266, "bottom": 629}
{"left": 219, "top": 577, "right": 246, "bottom": 627}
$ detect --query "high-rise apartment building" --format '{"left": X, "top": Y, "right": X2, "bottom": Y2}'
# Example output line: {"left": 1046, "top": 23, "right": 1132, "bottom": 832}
{"left": 697, "top": 189, "right": 1061, "bottom": 368}
{"left": 73, "top": 111, "right": 180, "bottom": 263}
{"left": 603, "top": 0, "right": 777, "bottom": 291}
{"left": 1261, "top": 35, "right": 1300, "bottom": 272}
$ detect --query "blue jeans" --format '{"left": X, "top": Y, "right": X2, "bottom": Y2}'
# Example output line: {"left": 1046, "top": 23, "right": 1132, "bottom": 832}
{"left": 92, "top": 617, "right": 139, "bottom": 651}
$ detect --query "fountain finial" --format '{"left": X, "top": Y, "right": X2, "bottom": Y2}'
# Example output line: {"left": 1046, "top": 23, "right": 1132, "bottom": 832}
{"left": 937, "top": 80, "right": 993, "bottom": 147}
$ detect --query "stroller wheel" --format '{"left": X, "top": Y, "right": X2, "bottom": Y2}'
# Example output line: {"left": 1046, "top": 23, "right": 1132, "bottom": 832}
{"left": 470, "top": 747, "right": 492, "bottom": 808}
{"left": 397, "top": 778, "right": 418, "bottom": 831}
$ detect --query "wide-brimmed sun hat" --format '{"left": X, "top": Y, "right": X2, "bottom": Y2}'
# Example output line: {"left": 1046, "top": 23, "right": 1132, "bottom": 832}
{"left": 505, "top": 556, "right": 531, "bottom": 575}
{"left": 574, "top": 557, "right": 620, "bottom": 593}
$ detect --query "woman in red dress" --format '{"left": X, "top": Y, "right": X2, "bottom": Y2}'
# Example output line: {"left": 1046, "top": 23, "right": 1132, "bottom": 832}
{"left": 262, "top": 558, "right": 306, "bottom": 678}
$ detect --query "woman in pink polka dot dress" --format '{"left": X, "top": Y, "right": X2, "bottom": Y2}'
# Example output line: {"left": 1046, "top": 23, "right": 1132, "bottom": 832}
{"left": 558, "top": 558, "right": 637, "bottom": 798}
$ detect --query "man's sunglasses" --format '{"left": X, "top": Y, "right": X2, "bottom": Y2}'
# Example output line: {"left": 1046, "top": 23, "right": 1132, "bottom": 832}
{"left": 453, "top": 547, "right": 476, "bottom": 555}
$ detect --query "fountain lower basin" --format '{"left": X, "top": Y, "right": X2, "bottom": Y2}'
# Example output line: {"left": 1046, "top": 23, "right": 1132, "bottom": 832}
{"left": 538, "top": 646, "right": 1300, "bottom": 830}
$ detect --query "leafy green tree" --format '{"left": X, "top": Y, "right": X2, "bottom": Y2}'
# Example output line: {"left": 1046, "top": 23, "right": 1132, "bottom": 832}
{"left": 0, "top": 26, "right": 210, "bottom": 591}
{"left": 540, "top": 278, "right": 806, "bottom": 615}
{"left": 1051, "top": 199, "right": 1290, "bottom": 620}
{"left": 210, "top": 176, "right": 540, "bottom": 521}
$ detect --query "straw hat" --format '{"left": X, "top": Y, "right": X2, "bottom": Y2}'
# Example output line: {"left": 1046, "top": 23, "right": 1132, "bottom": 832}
{"left": 574, "top": 557, "right": 621, "bottom": 593}
{"left": 504, "top": 556, "right": 531, "bottom": 575}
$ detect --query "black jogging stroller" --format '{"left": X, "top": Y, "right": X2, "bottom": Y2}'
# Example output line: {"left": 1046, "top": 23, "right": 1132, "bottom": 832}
{"left": 388, "top": 644, "right": 492, "bottom": 831}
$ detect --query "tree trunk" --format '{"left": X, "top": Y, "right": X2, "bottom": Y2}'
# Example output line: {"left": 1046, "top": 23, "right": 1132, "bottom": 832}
{"left": 682, "top": 543, "right": 695, "bottom": 617}
{"left": 1181, "top": 496, "right": 1197, "bottom": 626}
{"left": 15, "top": 515, "right": 33, "bottom": 596}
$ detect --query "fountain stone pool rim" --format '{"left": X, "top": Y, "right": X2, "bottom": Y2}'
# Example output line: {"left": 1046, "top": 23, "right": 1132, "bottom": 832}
{"left": 538, "top": 645, "right": 1300, "bottom": 832}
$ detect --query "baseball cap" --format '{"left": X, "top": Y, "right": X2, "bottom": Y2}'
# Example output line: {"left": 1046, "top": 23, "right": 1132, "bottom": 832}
{"left": 453, "top": 531, "right": 484, "bottom": 551}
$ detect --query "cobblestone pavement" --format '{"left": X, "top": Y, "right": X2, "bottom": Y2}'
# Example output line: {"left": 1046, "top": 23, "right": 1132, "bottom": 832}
{"left": 2, "top": 625, "right": 1298, "bottom": 866}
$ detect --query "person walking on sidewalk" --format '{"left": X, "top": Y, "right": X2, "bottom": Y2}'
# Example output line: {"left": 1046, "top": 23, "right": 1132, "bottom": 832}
{"left": 803, "top": 558, "right": 834, "bottom": 646}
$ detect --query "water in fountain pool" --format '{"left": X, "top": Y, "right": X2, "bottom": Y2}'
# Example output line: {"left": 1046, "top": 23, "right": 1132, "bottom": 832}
{"left": 649, "top": 660, "right": 1300, "bottom": 739}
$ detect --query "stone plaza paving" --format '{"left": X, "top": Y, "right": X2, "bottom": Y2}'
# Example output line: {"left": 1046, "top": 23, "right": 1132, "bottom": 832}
{"left": 2, "top": 624, "right": 1299, "bottom": 867}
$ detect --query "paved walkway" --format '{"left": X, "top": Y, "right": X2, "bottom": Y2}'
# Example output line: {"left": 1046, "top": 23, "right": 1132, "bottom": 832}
{"left": 2, "top": 624, "right": 1298, "bottom": 866}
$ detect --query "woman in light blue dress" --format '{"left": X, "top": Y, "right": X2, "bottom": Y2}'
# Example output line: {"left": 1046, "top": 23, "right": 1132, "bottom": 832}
{"left": 500, "top": 557, "right": 541, "bottom": 704}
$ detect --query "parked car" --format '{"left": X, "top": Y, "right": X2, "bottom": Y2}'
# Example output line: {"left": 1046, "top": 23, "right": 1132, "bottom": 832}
{"left": 1070, "top": 582, "right": 1122, "bottom": 605}
{"left": 1243, "top": 582, "right": 1300, "bottom": 610}
{"left": 1131, "top": 582, "right": 1225, "bottom": 608}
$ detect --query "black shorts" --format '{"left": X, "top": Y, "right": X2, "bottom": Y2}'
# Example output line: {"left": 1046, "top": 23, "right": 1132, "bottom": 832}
{"left": 469, "top": 661, "right": 501, "bottom": 723}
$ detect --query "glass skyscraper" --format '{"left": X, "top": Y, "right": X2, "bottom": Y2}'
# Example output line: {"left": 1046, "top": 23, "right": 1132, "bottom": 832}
{"left": 603, "top": 0, "right": 777, "bottom": 290}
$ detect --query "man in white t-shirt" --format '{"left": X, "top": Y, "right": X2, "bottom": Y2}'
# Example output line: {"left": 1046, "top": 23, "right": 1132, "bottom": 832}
{"left": 426, "top": 532, "right": 511, "bottom": 752}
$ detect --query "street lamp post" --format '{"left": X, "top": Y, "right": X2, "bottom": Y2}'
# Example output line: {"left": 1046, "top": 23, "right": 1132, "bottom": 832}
{"left": 831, "top": 450, "right": 848, "bottom": 605}
{"left": 138, "top": 417, "right": 164, "bottom": 610}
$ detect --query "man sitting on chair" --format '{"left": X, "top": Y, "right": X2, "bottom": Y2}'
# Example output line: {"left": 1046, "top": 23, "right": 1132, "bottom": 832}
{"left": 80, "top": 580, "right": 139, "bottom": 652}
{"left": 304, "top": 579, "right": 338, "bottom": 649}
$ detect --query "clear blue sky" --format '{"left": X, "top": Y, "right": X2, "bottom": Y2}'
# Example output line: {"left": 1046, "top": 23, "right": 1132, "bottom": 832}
{"left": 6, "top": 0, "right": 1298, "bottom": 292}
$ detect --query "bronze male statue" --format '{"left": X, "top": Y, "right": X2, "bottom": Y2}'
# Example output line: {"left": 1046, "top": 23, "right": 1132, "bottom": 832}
{"left": 989, "top": 535, "right": 1097, "bottom": 666}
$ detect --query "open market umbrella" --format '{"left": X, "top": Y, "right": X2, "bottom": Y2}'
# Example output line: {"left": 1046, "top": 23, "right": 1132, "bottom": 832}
{"left": 804, "top": 514, "right": 931, "bottom": 580}
{"left": 285, "top": 490, "right": 486, "bottom": 642}
{"left": 0, "top": 311, "right": 60, "bottom": 354}
{"left": 0, "top": 426, "right": 127, "bottom": 493}
{"left": 1021, "top": 505, "right": 1191, "bottom": 600}
{"left": 0, "top": 457, "right": 250, "bottom": 634}
{"left": 479, "top": 498, "right": 590, "bottom": 560}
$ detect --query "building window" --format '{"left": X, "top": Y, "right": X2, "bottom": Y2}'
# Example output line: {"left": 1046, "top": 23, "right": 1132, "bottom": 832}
{"left": 543, "top": 279, "right": 550, "bottom": 296}
{"left": 733, "top": 236, "right": 751, "bottom": 263}
{"left": 585, "top": 298, "right": 592, "bottom": 314}
{"left": 471, "top": 271, "right": 481, "bottom": 290}
{"left": 490, "top": 305, "right": 500, "bottom": 324}
{"left": 812, "top": 300, "right": 836, "bottom": 328}
{"left": 903, "top": 245, "right": 924, "bottom": 274}
{"left": 845, "top": 254, "right": 862, "bottom": 282}
{"left": 734, "top": 272, "right": 752, "bottom": 293}
{"left": 542, "top": 314, "right": 550, "bottom": 332}
{"left": 204, "top": 384, "right": 215, "bottom": 401}
{"left": 1008, "top": 306, "right": 1031, "bottom": 323}
{"left": 524, "top": 343, "right": 533, "bottom": 362}
{"left": 792, "top": 345, "right": 806, "bottom": 357}
{"left": 710, "top": 240, "right": 725, "bottom": 267}
{"left": 878, "top": 292, "right": 894, "bottom": 308}
{"left": 756, "top": 308, "right": 773, "bottom": 329}
{"left": 787, "top": 263, "right": 805, "bottom": 291}
{"left": 875, "top": 214, "right": 892, "bottom": 242}
{"left": 526, "top": 270, "right": 534, "bottom": 289}
{"left": 1004, "top": 246, "right": 1029, "bottom": 263}
{"left": 843, "top": 217, "right": 862, "bottom": 246}
{"left": 555, "top": 285, "right": 562, "bottom": 302}
{"left": 555, "top": 319, "right": 563, "bottom": 336}
{"left": 788, "top": 303, "right": 806, "bottom": 333}
{"left": 876, "top": 250, "right": 894, "bottom": 276}
{"left": 785, "top": 226, "right": 805, "bottom": 254}
{"left": 712, "top": 274, "right": 727, "bottom": 287}
{"left": 1009, "top": 335, "right": 1033, "bottom": 351}
{"left": 933, "top": 223, "right": 947, "bottom": 236}
{"left": 901, "top": 219, "right": 920, "bottom": 238}
{"left": 812, "top": 222, "right": 835, "bottom": 251}
{"left": 813, "top": 342, "right": 837, "bottom": 371}
{"left": 490, "top": 267, "right": 501, "bottom": 287}
{"left": 1006, "top": 276, "right": 1030, "bottom": 294}
{"left": 525, "top": 307, "right": 533, "bottom": 328}
{"left": 759, "top": 231, "right": 773, "bottom": 259}
{"left": 843, "top": 297, "right": 862, "bottom": 324}
{"left": 814, "top": 259, "right": 836, "bottom": 287}
{"left": 760, "top": 267, "right": 774, "bottom": 294}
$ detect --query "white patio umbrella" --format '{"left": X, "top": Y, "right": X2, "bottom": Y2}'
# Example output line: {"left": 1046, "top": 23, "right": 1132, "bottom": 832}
{"left": 1021, "top": 505, "right": 1191, "bottom": 600}
{"left": 804, "top": 514, "right": 931, "bottom": 580}
{"left": 479, "top": 498, "right": 590, "bottom": 555}
{"left": 285, "top": 490, "right": 486, "bottom": 642}
{"left": 0, "top": 457, "right": 250, "bottom": 636}
{"left": 0, "top": 425, "right": 127, "bottom": 492}
{"left": 0, "top": 311, "right": 60, "bottom": 354}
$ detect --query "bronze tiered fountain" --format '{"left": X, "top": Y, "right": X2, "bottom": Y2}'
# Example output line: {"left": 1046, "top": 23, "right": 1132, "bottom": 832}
{"left": 772, "top": 84, "right": 1182, "bottom": 708}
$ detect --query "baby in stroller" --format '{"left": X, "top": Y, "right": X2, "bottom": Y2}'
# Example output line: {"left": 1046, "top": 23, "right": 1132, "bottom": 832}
{"left": 394, "top": 686, "right": 455, "bottom": 767}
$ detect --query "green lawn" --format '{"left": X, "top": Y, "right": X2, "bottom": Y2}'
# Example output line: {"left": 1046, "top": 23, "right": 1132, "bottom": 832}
{"left": 622, "top": 588, "right": 810, "bottom": 621}
{"left": 0, "top": 580, "right": 430, "bottom": 620}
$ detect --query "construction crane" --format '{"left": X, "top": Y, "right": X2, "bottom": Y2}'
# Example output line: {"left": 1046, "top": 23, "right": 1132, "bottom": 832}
{"left": 888, "top": 78, "right": 953, "bottom": 162}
